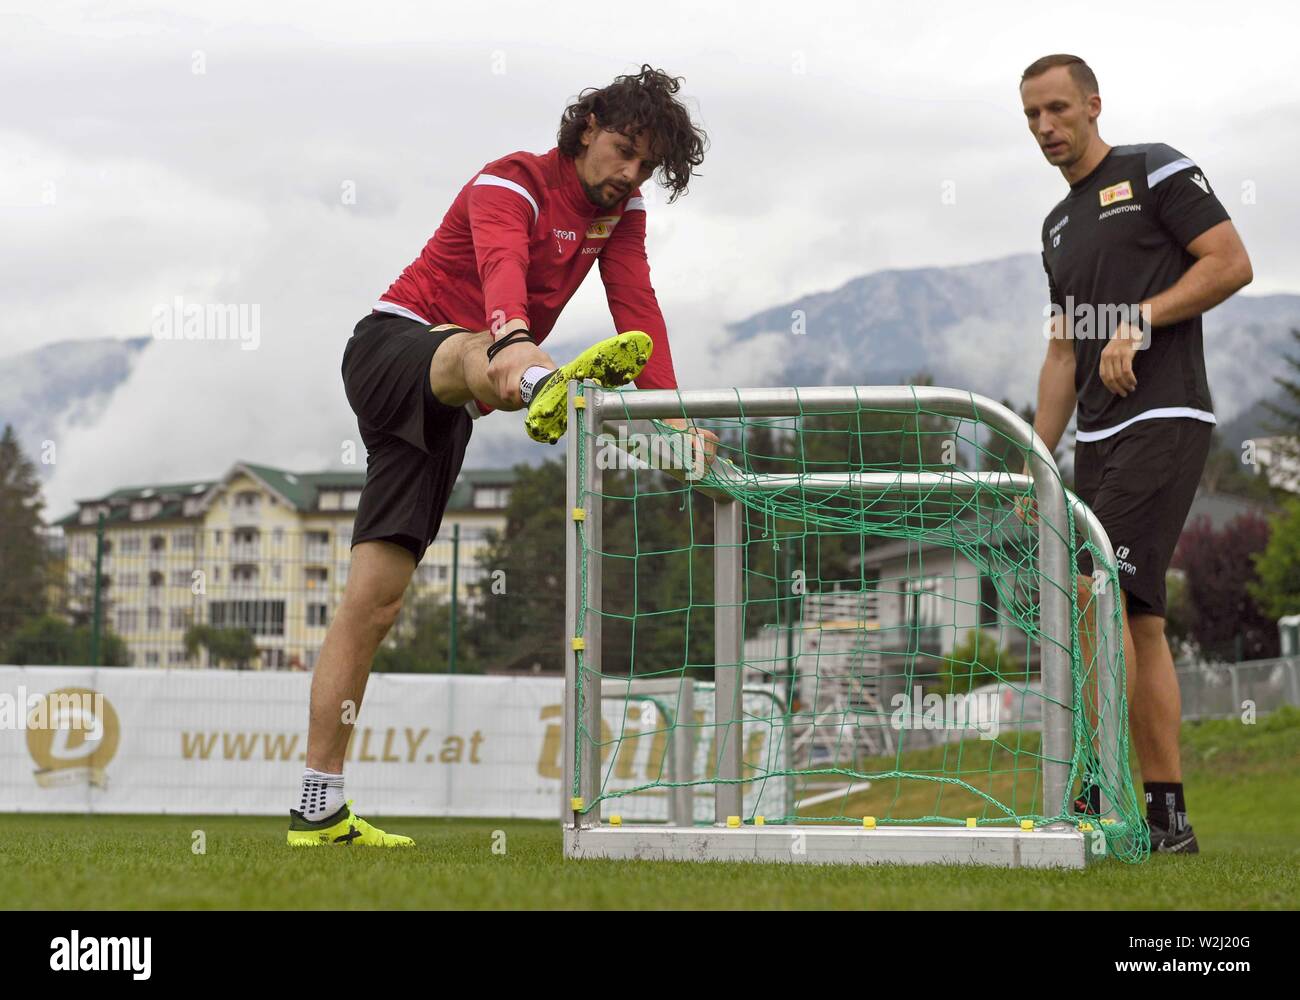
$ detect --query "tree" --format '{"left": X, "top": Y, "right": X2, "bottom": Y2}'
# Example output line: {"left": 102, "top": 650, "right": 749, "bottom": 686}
{"left": 1172, "top": 512, "right": 1278, "bottom": 661}
{"left": 929, "top": 628, "right": 1026, "bottom": 696}
{"left": 1200, "top": 430, "right": 1278, "bottom": 500}
{"left": 1264, "top": 328, "right": 1300, "bottom": 442}
{"left": 184, "top": 624, "right": 257, "bottom": 669}
{"left": 0, "top": 614, "right": 130, "bottom": 666}
{"left": 1249, "top": 496, "right": 1300, "bottom": 621}
{"left": 374, "top": 595, "right": 481, "bottom": 674}
{"left": 0, "top": 424, "right": 48, "bottom": 646}
{"left": 464, "top": 460, "right": 569, "bottom": 673}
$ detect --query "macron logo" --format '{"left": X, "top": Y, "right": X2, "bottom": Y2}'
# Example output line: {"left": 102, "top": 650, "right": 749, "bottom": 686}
{"left": 1190, "top": 173, "right": 1209, "bottom": 194}
{"left": 50, "top": 931, "right": 151, "bottom": 980}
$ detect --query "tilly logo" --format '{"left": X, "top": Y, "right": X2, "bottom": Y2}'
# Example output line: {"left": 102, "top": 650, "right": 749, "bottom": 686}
{"left": 25, "top": 687, "right": 120, "bottom": 789}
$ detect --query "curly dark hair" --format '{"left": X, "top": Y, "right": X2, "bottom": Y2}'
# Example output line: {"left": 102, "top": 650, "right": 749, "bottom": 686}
{"left": 557, "top": 65, "right": 707, "bottom": 203}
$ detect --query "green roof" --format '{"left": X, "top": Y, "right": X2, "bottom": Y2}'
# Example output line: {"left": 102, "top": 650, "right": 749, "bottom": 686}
{"left": 55, "top": 463, "right": 517, "bottom": 528}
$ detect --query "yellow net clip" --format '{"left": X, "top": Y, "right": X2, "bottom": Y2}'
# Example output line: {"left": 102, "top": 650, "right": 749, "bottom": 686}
{"left": 863, "top": 816, "right": 877, "bottom": 830}
{"left": 571, "top": 507, "right": 586, "bottom": 521}
{"left": 570, "top": 797, "right": 584, "bottom": 811}
{"left": 574, "top": 395, "right": 586, "bottom": 410}
{"left": 571, "top": 637, "right": 585, "bottom": 651}
{"left": 754, "top": 816, "right": 765, "bottom": 826}
{"left": 609, "top": 814, "right": 622, "bottom": 827}
{"left": 726, "top": 816, "right": 741, "bottom": 828}
{"left": 1020, "top": 819, "right": 1035, "bottom": 831}
{"left": 965, "top": 817, "right": 977, "bottom": 829}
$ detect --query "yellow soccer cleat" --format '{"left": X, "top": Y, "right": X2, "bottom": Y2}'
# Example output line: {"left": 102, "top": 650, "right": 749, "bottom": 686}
{"left": 286, "top": 800, "right": 414, "bottom": 847}
{"left": 525, "top": 331, "right": 652, "bottom": 444}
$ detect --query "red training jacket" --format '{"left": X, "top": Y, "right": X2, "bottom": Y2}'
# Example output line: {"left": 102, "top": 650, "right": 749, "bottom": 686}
{"left": 375, "top": 146, "right": 678, "bottom": 414}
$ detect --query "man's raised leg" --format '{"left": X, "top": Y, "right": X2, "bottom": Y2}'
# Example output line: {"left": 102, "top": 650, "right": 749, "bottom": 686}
{"left": 427, "top": 323, "right": 653, "bottom": 443}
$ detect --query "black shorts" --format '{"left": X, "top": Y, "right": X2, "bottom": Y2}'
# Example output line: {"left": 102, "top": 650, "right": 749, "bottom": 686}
{"left": 341, "top": 311, "right": 473, "bottom": 564}
{"left": 1074, "top": 417, "right": 1212, "bottom": 617}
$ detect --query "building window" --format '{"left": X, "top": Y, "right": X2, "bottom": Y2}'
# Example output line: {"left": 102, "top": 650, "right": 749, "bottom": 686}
{"left": 147, "top": 607, "right": 162, "bottom": 631}
{"left": 305, "top": 567, "right": 328, "bottom": 589}
{"left": 307, "top": 603, "right": 329, "bottom": 627}
{"left": 145, "top": 651, "right": 160, "bottom": 666}
{"left": 171, "top": 569, "right": 191, "bottom": 587}
{"left": 272, "top": 527, "right": 285, "bottom": 546}
{"left": 472, "top": 486, "right": 511, "bottom": 509}
{"left": 319, "top": 491, "right": 341, "bottom": 511}
{"left": 173, "top": 531, "right": 195, "bottom": 549}
{"left": 116, "top": 609, "right": 139, "bottom": 633}
{"left": 121, "top": 535, "right": 141, "bottom": 554}
{"left": 906, "top": 576, "right": 945, "bottom": 629}
{"left": 168, "top": 649, "right": 187, "bottom": 665}
{"left": 149, "top": 571, "right": 164, "bottom": 588}
{"left": 979, "top": 575, "right": 1000, "bottom": 628}
{"left": 131, "top": 500, "right": 160, "bottom": 520}
{"left": 208, "top": 599, "right": 286, "bottom": 636}
{"left": 150, "top": 535, "right": 166, "bottom": 552}
{"left": 169, "top": 607, "right": 190, "bottom": 629}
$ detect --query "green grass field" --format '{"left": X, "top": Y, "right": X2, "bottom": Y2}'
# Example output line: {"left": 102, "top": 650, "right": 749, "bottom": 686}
{"left": 4, "top": 708, "right": 1297, "bottom": 910}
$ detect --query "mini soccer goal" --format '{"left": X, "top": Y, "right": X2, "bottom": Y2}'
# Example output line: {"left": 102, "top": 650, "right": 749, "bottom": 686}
{"left": 561, "top": 382, "right": 1146, "bottom": 869}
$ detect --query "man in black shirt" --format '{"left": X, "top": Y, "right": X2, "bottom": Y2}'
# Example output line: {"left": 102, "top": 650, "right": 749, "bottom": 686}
{"left": 1021, "top": 54, "right": 1253, "bottom": 853}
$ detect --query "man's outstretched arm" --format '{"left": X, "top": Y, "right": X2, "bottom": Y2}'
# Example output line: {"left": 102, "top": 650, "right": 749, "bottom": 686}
{"left": 599, "top": 199, "right": 717, "bottom": 463}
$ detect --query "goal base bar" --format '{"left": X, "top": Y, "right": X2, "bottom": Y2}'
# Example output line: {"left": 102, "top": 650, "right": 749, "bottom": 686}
{"left": 565, "top": 823, "right": 1087, "bottom": 869}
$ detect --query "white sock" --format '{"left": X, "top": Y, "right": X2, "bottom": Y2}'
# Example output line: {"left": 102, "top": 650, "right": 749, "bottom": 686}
{"left": 298, "top": 767, "right": 345, "bottom": 821}
{"left": 520, "top": 366, "right": 555, "bottom": 404}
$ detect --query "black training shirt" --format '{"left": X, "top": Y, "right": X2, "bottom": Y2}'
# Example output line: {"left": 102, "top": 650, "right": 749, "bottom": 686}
{"left": 1040, "top": 143, "right": 1230, "bottom": 439}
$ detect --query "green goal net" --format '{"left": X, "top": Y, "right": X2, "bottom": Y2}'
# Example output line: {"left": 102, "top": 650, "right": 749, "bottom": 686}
{"left": 566, "top": 384, "right": 1147, "bottom": 866}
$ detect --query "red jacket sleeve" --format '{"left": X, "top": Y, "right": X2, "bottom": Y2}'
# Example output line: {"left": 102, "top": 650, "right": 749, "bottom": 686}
{"left": 467, "top": 178, "right": 535, "bottom": 332}
{"left": 599, "top": 202, "right": 678, "bottom": 390}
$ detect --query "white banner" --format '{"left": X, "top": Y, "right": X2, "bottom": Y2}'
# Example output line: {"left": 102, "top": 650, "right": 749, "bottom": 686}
{"left": 0, "top": 667, "right": 790, "bottom": 820}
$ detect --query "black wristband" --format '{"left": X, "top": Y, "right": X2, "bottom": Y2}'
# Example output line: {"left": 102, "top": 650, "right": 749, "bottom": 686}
{"left": 486, "top": 328, "right": 535, "bottom": 362}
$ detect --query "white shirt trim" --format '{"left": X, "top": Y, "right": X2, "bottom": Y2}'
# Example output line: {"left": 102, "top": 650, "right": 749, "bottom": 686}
{"left": 473, "top": 173, "right": 540, "bottom": 222}
{"left": 373, "top": 300, "right": 431, "bottom": 325}
{"left": 1147, "top": 157, "right": 1195, "bottom": 189}
{"left": 625, "top": 196, "right": 647, "bottom": 212}
{"left": 1075, "top": 406, "right": 1216, "bottom": 443}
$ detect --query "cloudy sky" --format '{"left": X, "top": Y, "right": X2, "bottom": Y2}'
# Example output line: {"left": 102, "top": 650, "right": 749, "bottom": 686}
{"left": 3, "top": 0, "right": 1298, "bottom": 516}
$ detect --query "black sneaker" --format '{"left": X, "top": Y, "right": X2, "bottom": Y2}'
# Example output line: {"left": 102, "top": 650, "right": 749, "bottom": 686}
{"left": 1146, "top": 817, "right": 1199, "bottom": 854}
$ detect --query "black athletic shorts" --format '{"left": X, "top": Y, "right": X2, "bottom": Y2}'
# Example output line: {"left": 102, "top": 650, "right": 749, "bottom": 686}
{"left": 341, "top": 310, "right": 473, "bottom": 564}
{"left": 1074, "top": 417, "right": 1212, "bottom": 618}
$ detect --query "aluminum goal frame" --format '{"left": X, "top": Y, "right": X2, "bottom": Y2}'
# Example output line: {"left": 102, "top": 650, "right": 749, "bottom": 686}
{"left": 562, "top": 383, "right": 1121, "bottom": 869}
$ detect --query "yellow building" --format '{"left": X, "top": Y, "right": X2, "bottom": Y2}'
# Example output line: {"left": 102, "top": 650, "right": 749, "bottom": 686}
{"left": 54, "top": 462, "right": 513, "bottom": 669}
